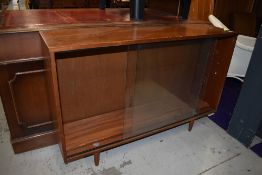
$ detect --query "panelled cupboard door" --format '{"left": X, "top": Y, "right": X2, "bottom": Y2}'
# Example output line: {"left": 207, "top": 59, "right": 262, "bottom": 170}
{"left": 0, "top": 60, "right": 54, "bottom": 146}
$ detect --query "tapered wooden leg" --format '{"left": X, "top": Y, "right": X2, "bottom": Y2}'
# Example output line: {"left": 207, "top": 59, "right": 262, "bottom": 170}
{"left": 188, "top": 120, "right": 195, "bottom": 132}
{"left": 94, "top": 152, "right": 100, "bottom": 166}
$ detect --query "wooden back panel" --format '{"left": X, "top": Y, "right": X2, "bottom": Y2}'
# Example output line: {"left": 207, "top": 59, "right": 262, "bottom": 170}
{"left": 148, "top": 0, "right": 181, "bottom": 15}
{"left": 188, "top": 0, "right": 214, "bottom": 21}
{"left": 56, "top": 47, "right": 128, "bottom": 123}
{"left": 214, "top": 0, "right": 255, "bottom": 28}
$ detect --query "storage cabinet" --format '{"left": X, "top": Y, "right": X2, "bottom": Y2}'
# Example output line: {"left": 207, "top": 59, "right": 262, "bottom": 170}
{"left": 0, "top": 32, "right": 56, "bottom": 153}
{"left": 40, "top": 23, "right": 236, "bottom": 165}
{"left": 56, "top": 40, "right": 213, "bottom": 157}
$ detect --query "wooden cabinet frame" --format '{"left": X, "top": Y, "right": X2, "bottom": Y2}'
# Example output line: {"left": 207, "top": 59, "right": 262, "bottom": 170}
{"left": 40, "top": 23, "right": 236, "bottom": 165}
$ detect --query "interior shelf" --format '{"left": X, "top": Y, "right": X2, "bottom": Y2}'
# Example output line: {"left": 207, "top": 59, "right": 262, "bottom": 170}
{"left": 64, "top": 110, "right": 124, "bottom": 156}
{"left": 64, "top": 80, "right": 210, "bottom": 156}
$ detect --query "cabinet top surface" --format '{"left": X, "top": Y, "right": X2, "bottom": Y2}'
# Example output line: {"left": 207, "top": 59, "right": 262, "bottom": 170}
{"left": 40, "top": 22, "right": 234, "bottom": 52}
{"left": 0, "top": 9, "right": 181, "bottom": 33}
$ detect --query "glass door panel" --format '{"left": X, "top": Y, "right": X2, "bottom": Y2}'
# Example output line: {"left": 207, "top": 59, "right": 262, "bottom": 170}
{"left": 124, "top": 39, "right": 214, "bottom": 138}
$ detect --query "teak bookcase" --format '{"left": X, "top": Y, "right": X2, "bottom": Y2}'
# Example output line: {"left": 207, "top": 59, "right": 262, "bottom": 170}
{"left": 40, "top": 23, "right": 236, "bottom": 165}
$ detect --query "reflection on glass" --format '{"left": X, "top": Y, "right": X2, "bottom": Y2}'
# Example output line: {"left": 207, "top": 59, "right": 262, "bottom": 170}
{"left": 57, "top": 39, "right": 214, "bottom": 155}
{"left": 124, "top": 40, "right": 214, "bottom": 138}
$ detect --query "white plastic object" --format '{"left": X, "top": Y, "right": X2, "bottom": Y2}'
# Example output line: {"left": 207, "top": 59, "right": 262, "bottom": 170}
{"left": 208, "top": 15, "right": 230, "bottom": 31}
{"left": 227, "top": 35, "right": 256, "bottom": 80}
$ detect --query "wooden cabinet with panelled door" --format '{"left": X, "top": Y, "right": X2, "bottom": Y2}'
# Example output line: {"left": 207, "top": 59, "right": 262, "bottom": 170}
{"left": 0, "top": 32, "right": 56, "bottom": 153}
{"left": 0, "top": 9, "right": 236, "bottom": 163}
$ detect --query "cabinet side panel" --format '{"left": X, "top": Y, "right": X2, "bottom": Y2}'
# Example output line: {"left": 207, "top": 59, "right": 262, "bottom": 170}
{"left": 204, "top": 36, "right": 236, "bottom": 110}
{"left": 42, "top": 40, "right": 66, "bottom": 161}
